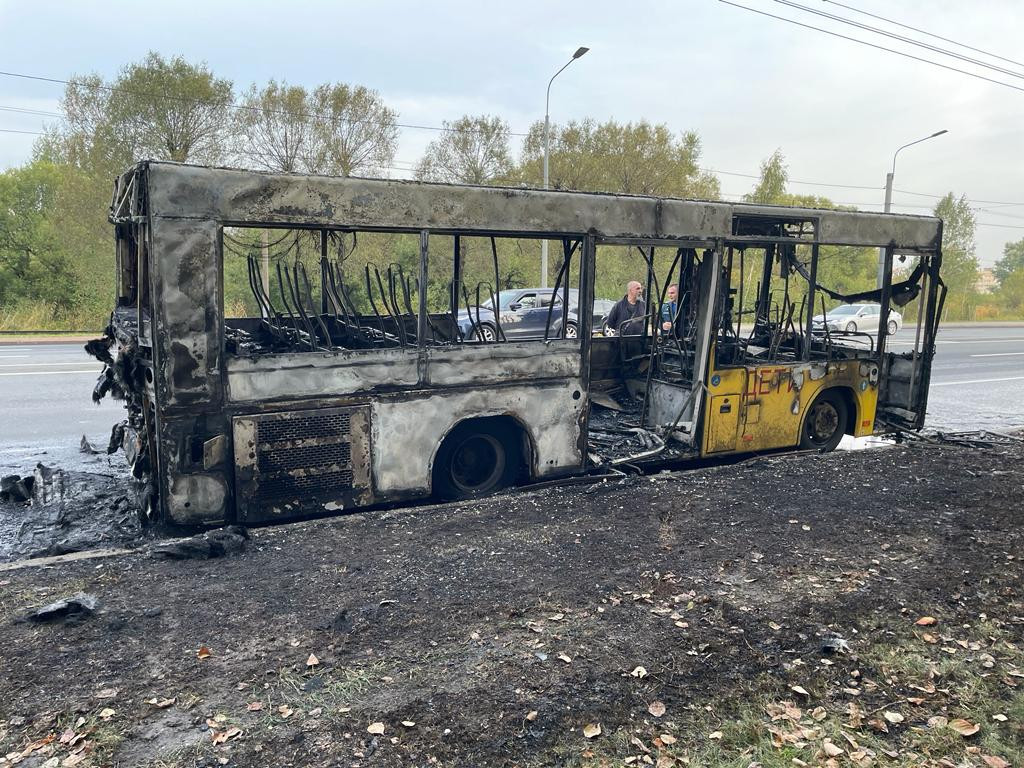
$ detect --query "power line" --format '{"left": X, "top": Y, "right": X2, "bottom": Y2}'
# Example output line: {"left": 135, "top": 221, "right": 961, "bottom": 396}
{"left": 772, "top": 0, "right": 1024, "bottom": 82}
{"left": 5, "top": 120, "right": 1024, "bottom": 214}
{"left": 822, "top": 0, "right": 1024, "bottom": 71}
{"left": 0, "top": 69, "right": 531, "bottom": 138}
{"left": 718, "top": 0, "right": 1024, "bottom": 94}
{"left": 0, "top": 105, "right": 62, "bottom": 118}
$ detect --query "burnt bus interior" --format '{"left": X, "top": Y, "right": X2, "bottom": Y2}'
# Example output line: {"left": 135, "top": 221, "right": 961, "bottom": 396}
{"left": 90, "top": 163, "right": 944, "bottom": 525}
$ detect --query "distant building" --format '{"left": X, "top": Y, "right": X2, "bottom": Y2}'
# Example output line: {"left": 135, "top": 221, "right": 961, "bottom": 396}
{"left": 976, "top": 268, "right": 997, "bottom": 294}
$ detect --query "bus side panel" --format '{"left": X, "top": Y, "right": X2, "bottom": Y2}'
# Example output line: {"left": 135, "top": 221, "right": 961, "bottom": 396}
{"left": 371, "top": 381, "right": 586, "bottom": 497}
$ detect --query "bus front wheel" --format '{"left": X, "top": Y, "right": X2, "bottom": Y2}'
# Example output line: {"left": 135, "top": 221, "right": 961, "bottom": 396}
{"left": 434, "top": 422, "right": 518, "bottom": 500}
{"left": 800, "top": 390, "right": 848, "bottom": 452}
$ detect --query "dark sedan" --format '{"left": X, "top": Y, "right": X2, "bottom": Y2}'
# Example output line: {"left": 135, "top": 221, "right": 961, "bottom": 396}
{"left": 457, "top": 288, "right": 613, "bottom": 341}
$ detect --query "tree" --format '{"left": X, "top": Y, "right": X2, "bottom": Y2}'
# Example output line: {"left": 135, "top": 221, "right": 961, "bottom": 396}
{"left": 0, "top": 162, "right": 79, "bottom": 318}
{"left": 933, "top": 193, "right": 979, "bottom": 318}
{"left": 51, "top": 52, "right": 233, "bottom": 174}
{"left": 415, "top": 115, "right": 512, "bottom": 185}
{"left": 994, "top": 238, "right": 1024, "bottom": 284}
{"left": 517, "top": 119, "right": 720, "bottom": 199}
{"left": 233, "top": 81, "right": 314, "bottom": 172}
{"left": 305, "top": 83, "right": 399, "bottom": 176}
{"left": 744, "top": 149, "right": 787, "bottom": 203}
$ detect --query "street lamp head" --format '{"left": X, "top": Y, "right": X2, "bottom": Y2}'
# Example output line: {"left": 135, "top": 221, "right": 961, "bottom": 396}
{"left": 572, "top": 46, "right": 590, "bottom": 59}
{"left": 931, "top": 129, "right": 948, "bottom": 138}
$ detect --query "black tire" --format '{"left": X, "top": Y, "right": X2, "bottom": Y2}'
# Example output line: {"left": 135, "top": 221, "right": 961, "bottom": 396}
{"left": 434, "top": 422, "right": 519, "bottom": 500}
{"left": 800, "top": 390, "right": 848, "bottom": 452}
{"left": 564, "top": 322, "right": 578, "bottom": 338}
{"left": 845, "top": 321, "right": 857, "bottom": 333}
{"left": 887, "top": 319, "right": 898, "bottom": 335}
{"left": 472, "top": 323, "right": 497, "bottom": 342}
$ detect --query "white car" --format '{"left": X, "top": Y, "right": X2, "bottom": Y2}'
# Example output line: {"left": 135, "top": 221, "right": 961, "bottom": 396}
{"left": 812, "top": 303, "right": 902, "bottom": 335}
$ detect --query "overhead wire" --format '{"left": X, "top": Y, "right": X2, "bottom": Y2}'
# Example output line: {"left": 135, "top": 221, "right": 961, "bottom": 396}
{"left": 821, "top": 0, "right": 1024, "bottom": 71}
{"left": 718, "top": 0, "right": 1024, "bottom": 94}
{"left": 0, "top": 68, "right": 531, "bottom": 137}
{"left": 771, "top": 0, "right": 1024, "bottom": 81}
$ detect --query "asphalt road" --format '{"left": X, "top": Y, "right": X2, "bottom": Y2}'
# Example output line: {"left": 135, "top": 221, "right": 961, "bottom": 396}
{"left": 1, "top": 327, "right": 1021, "bottom": 473}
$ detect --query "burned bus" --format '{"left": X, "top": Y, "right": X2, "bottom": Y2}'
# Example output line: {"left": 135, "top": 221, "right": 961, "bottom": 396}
{"left": 90, "top": 161, "right": 944, "bottom": 525}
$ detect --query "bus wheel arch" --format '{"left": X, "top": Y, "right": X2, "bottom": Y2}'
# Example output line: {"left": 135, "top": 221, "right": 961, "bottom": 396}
{"left": 431, "top": 415, "right": 533, "bottom": 500}
{"left": 799, "top": 387, "right": 854, "bottom": 451}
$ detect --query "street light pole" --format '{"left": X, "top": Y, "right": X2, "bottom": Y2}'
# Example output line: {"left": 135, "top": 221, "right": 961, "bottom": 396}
{"left": 877, "top": 129, "right": 948, "bottom": 287}
{"left": 541, "top": 46, "right": 589, "bottom": 288}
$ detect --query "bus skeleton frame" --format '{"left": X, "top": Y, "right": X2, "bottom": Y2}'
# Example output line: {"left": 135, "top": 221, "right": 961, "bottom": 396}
{"left": 89, "top": 161, "right": 944, "bottom": 526}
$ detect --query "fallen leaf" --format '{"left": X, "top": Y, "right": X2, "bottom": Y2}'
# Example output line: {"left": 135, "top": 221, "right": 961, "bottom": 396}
{"left": 982, "top": 756, "right": 1011, "bottom": 768}
{"left": 197, "top": 646, "right": 212, "bottom": 659}
{"left": 927, "top": 715, "right": 948, "bottom": 728}
{"left": 247, "top": 701, "right": 263, "bottom": 711}
{"left": 306, "top": 653, "right": 320, "bottom": 667}
{"left": 811, "top": 706, "right": 827, "bottom": 721}
{"left": 915, "top": 616, "right": 937, "bottom": 626}
{"left": 868, "top": 718, "right": 889, "bottom": 733}
{"left": 95, "top": 688, "right": 118, "bottom": 699}
{"left": 708, "top": 730, "right": 723, "bottom": 740}
{"left": 883, "top": 711, "right": 904, "bottom": 724}
{"left": 660, "top": 733, "right": 677, "bottom": 745}
{"left": 648, "top": 700, "right": 666, "bottom": 717}
{"left": 948, "top": 718, "right": 980, "bottom": 736}
{"left": 367, "top": 722, "right": 386, "bottom": 735}
{"left": 790, "top": 685, "right": 810, "bottom": 697}
{"left": 278, "top": 704, "right": 293, "bottom": 718}
{"left": 921, "top": 632, "right": 938, "bottom": 644}
{"left": 822, "top": 741, "right": 844, "bottom": 757}
{"left": 631, "top": 666, "right": 648, "bottom": 678}
{"left": 99, "top": 708, "right": 115, "bottom": 720}
{"left": 549, "top": 613, "right": 565, "bottom": 621}
{"left": 558, "top": 653, "right": 572, "bottom": 664}
{"left": 63, "top": 754, "right": 86, "bottom": 767}
{"left": 525, "top": 710, "right": 538, "bottom": 722}
{"left": 401, "top": 720, "right": 416, "bottom": 727}
{"left": 154, "top": 698, "right": 174, "bottom": 709}
{"left": 583, "top": 722, "right": 602, "bottom": 739}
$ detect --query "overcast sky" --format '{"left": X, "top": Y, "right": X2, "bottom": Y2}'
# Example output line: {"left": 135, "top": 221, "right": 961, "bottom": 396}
{"left": 1, "top": 0, "right": 1021, "bottom": 264}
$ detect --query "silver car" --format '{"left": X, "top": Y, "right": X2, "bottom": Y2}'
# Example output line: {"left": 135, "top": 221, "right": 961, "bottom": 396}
{"left": 812, "top": 303, "right": 902, "bottom": 335}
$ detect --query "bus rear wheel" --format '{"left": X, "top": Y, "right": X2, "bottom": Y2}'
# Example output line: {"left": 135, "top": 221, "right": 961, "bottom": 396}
{"left": 434, "top": 422, "right": 518, "bottom": 500}
{"left": 800, "top": 390, "right": 848, "bottom": 452}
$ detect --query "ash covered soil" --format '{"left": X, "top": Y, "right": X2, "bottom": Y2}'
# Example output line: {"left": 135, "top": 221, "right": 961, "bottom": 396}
{"left": 0, "top": 438, "right": 1022, "bottom": 768}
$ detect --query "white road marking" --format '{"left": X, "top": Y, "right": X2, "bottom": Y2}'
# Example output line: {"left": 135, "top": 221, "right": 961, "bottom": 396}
{"left": 0, "top": 355, "right": 30, "bottom": 358}
{"left": 0, "top": 362, "right": 96, "bottom": 368}
{"left": 969, "top": 352, "right": 1024, "bottom": 357}
{"left": 0, "top": 370, "right": 98, "bottom": 377}
{"left": 932, "top": 375, "right": 1024, "bottom": 387}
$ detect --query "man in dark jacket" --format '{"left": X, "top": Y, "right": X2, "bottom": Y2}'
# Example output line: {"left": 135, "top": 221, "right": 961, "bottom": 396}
{"left": 606, "top": 280, "right": 646, "bottom": 335}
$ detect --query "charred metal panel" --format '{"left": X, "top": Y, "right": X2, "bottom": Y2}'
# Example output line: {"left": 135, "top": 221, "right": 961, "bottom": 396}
{"left": 731, "top": 204, "right": 941, "bottom": 248}
{"left": 646, "top": 380, "right": 697, "bottom": 431}
{"left": 423, "top": 342, "right": 581, "bottom": 387}
{"left": 226, "top": 347, "right": 419, "bottom": 403}
{"left": 659, "top": 203, "right": 732, "bottom": 242}
{"left": 233, "top": 406, "right": 372, "bottom": 522}
{"left": 149, "top": 217, "right": 222, "bottom": 410}
{"left": 371, "top": 382, "right": 584, "bottom": 496}
{"left": 142, "top": 162, "right": 732, "bottom": 241}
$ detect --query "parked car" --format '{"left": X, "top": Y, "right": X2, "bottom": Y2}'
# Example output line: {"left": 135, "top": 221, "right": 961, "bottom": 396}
{"left": 458, "top": 288, "right": 612, "bottom": 341}
{"left": 812, "top": 303, "right": 902, "bottom": 335}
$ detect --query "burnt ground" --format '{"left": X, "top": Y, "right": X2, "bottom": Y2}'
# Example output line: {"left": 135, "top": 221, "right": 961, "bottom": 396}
{"left": 0, "top": 437, "right": 1022, "bottom": 768}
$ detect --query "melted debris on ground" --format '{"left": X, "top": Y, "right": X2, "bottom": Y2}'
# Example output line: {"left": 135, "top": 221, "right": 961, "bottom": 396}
{"left": 0, "top": 434, "right": 1022, "bottom": 767}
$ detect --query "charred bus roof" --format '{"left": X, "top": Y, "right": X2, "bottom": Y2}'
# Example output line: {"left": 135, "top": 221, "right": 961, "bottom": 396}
{"left": 111, "top": 160, "right": 942, "bottom": 251}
